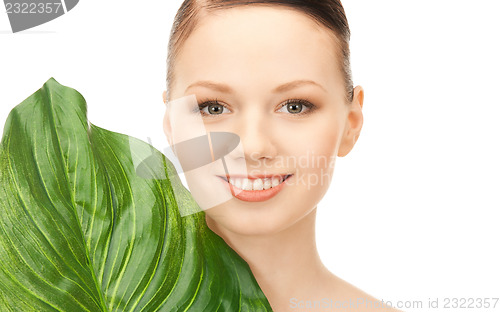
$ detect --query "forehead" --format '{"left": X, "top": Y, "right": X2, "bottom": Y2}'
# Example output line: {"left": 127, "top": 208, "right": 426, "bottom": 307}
{"left": 172, "top": 6, "right": 344, "bottom": 97}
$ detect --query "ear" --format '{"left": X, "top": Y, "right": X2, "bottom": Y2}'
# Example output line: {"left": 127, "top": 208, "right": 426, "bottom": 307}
{"left": 162, "top": 90, "right": 168, "bottom": 104}
{"left": 162, "top": 90, "right": 173, "bottom": 147}
{"left": 338, "top": 86, "right": 364, "bottom": 157}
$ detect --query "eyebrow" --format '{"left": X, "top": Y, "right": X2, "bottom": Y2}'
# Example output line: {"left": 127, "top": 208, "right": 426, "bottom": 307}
{"left": 185, "top": 79, "right": 327, "bottom": 94}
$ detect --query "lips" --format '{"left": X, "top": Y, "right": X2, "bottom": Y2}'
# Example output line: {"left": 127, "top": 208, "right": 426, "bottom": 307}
{"left": 218, "top": 174, "right": 291, "bottom": 182}
{"left": 217, "top": 174, "right": 291, "bottom": 190}
{"left": 217, "top": 174, "right": 293, "bottom": 202}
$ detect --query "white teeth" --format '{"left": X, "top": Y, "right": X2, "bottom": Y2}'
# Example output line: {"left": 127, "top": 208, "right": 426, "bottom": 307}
{"left": 252, "top": 179, "right": 263, "bottom": 191}
{"left": 226, "top": 176, "right": 287, "bottom": 190}
{"left": 263, "top": 179, "right": 272, "bottom": 190}
{"left": 242, "top": 178, "right": 252, "bottom": 190}
{"left": 234, "top": 178, "right": 242, "bottom": 189}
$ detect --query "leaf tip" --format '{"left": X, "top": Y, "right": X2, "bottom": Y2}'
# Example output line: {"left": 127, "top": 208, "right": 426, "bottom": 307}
{"left": 45, "top": 77, "right": 61, "bottom": 87}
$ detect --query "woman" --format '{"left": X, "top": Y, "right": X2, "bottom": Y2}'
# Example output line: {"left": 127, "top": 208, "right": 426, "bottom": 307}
{"left": 162, "top": 1, "right": 398, "bottom": 311}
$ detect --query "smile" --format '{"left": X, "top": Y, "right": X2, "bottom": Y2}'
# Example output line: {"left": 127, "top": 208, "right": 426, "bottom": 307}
{"left": 217, "top": 174, "right": 293, "bottom": 202}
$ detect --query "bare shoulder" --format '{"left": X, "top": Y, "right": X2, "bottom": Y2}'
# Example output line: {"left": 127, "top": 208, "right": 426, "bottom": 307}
{"left": 327, "top": 273, "right": 404, "bottom": 312}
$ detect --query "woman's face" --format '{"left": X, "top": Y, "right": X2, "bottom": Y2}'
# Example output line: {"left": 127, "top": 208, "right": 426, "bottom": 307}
{"left": 164, "top": 6, "right": 363, "bottom": 235}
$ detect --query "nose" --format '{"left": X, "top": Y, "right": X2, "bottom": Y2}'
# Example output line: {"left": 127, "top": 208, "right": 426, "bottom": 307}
{"left": 227, "top": 111, "right": 278, "bottom": 165}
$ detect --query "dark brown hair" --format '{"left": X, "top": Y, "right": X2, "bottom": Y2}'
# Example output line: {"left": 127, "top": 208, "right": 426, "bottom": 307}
{"left": 166, "top": 0, "right": 353, "bottom": 102}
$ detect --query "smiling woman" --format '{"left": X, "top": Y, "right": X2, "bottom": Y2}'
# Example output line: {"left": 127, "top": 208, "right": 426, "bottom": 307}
{"left": 161, "top": 1, "right": 400, "bottom": 312}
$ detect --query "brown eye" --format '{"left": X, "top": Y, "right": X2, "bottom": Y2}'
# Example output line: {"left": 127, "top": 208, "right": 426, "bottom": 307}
{"left": 286, "top": 102, "right": 303, "bottom": 114}
{"left": 277, "top": 99, "right": 316, "bottom": 115}
{"left": 197, "top": 100, "right": 230, "bottom": 116}
{"left": 208, "top": 103, "right": 224, "bottom": 114}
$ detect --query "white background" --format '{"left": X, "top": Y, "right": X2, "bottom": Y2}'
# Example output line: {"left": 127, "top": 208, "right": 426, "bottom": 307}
{"left": 1, "top": 1, "right": 499, "bottom": 311}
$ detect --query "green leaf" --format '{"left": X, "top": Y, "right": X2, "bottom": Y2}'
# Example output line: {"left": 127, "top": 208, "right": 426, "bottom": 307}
{"left": 0, "top": 78, "right": 272, "bottom": 312}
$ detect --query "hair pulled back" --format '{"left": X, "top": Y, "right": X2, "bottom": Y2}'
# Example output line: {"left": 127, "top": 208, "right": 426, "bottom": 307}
{"left": 166, "top": 0, "right": 353, "bottom": 102}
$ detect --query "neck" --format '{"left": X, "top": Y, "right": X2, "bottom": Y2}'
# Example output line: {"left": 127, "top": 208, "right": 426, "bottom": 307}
{"left": 205, "top": 207, "right": 329, "bottom": 303}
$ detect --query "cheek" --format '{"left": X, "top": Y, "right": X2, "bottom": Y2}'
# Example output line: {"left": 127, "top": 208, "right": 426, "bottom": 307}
{"left": 286, "top": 117, "right": 343, "bottom": 160}
{"left": 285, "top": 118, "right": 342, "bottom": 195}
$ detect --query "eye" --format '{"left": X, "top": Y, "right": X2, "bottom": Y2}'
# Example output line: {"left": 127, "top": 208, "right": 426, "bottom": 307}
{"left": 276, "top": 99, "right": 316, "bottom": 115}
{"left": 197, "top": 99, "right": 231, "bottom": 117}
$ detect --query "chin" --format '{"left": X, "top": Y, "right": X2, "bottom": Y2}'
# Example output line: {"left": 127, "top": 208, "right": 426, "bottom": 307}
{"left": 197, "top": 170, "right": 331, "bottom": 236}
{"left": 204, "top": 199, "right": 316, "bottom": 237}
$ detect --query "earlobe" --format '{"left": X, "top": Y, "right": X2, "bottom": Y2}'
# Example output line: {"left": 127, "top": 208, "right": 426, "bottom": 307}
{"left": 337, "top": 86, "right": 364, "bottom": 157}
{"left": 162, "top": 90, "right": 173, "bottom": 147}
{"left": 163, "top": 112, "right": 173, "bottom": 147}
{"left": 162, "top": 90, "right": 168, "bottom": 104}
